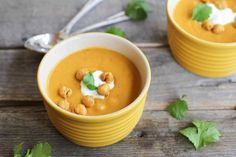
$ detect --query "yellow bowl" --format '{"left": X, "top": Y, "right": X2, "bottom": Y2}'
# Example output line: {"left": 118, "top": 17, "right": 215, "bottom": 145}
{"left": 167, "top": 0, "right": 236, "bottom": 78}
{"left": 37, "top": 33, "right": 151, "bottom": 147}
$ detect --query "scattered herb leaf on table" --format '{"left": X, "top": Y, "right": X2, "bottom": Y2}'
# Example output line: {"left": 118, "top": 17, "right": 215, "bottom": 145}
{"left": 14, "top": 142, "right": 52, "bottom": 157}
{"left": 180, "top": 120, "right": 221, "bottom": 150}
{"left": 106, "top": 26, "right": 126, "bottom": 37}
{"left": 126, "top": 0, "right": 151, "bottom": 21}
{"left": 14, "top": 143, "right": 23, "bottom": 157}
{"left": 167, "top": 95, "right": 188, "bottom": 120}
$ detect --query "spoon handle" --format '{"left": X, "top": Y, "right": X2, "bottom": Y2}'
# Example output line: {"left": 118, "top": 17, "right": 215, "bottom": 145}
{"left": 60, "top": 0, "right": 104, "bottom": 34}
{"left": 71, "top": 12, "right": 129, "bottom": 35}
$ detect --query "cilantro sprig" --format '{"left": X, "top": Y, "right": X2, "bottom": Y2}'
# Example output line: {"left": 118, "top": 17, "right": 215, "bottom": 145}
{"left": 106, "top": 26, "right": 126, "bottom": 37}
{"left": 192, "top": 4, "right": 212, "bottom": 22}
{"left": 167, "top": 95, "right": 188, "bottom": 120}
{"left": 180, "top": 120, "right": 221, "bottom": 150}
{"left": 125, "top": 0, "right": 151, "bottom": 21}
{"left": 83, "top": 72, "right": 97, "bottom": 90}
{"left": 14, "top": 142, "right": 52, "bottom": 157}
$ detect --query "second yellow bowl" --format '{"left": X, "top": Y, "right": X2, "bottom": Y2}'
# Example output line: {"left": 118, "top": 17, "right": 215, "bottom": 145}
{"left": 167, "top": 0, "right": 236, "bottom": 78}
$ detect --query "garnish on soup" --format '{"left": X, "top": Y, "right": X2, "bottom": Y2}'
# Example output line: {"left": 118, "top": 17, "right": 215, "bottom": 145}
{"left": 191, "top": 0, "right": 236, "bottom": 34}
{"left": 192, "top": 4, "right": 212, "bottom": 22}
{"left": 80, "top": 70, "right": 114, "bottom": 99}
{"left": 174, "top": 0, "right": 236, "bottom": 42}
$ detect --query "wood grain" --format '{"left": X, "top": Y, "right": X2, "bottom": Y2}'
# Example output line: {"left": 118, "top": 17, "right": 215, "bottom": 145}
{"left": 0, "top": 0, "right": 166, "bottom": 48}
{"left": 0, "top": 103, "right": 235, "bottom": 157}
{"left": 1, "top": 48, "right": 236, "bottom": 111}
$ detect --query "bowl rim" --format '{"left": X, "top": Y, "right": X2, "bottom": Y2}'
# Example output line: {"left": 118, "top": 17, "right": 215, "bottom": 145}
{"left": 37, "top": 32, "right": 151, "bottom": 121}
{"left": 167, "top": 0, "right": 236, "bottom": 47}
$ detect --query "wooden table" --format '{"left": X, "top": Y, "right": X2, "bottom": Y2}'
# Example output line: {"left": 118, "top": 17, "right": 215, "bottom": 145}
{"left": 1, "top": 0, "right": 236, "bottom": 156}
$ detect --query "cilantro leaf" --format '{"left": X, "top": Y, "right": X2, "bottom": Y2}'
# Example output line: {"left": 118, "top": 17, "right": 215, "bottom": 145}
{"left": 24, "top": 149, "right": 31, "bottom": 157}
{"left": 30, "top": 143, "right": 52, "bottom": 157}
{"left": 14, "top": 143, "right": 23, "bottom": 157}
{"left": 13, "top": 142, "right": 52, "bottom": 157}
{"left": 192, "top": 4, "right": 212, "bottom": 22}
{"left": 83, "top": 72, "right": 97, "bottom": 90}
{"left": 180, "top": 120, "right": 221, "bottom": 150}
{"left": 125, "top": 0, "right": 151, "bottom": 21}
{"left": 167, "top": 95, "right": 188, "bottom": 120}
{"left": 106, "top": 26, "right": 126, "bottom": 38}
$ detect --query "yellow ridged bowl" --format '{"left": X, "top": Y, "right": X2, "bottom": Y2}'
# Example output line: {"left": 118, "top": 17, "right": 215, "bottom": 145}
{"left": 37, "top": 33, "right": 151, "bottom": 147}
{"left": 167, "top": 0, "right": 236, "bottom": 78}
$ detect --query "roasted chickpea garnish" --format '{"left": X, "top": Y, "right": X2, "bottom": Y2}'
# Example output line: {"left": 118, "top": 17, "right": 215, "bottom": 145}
{"left": 58, "top": 86, "right": 72, "bottom": 98}
{"left": 58, "top": 100, "right": 70, "bottom": 111}
{"left": 212, "top": 24, "right": 225, "bottom": 34}
{"left": 233, "top": 18, "right": 236, "bottom": 28}
{"left": 74, "top": 104, "right": 87, "bottom": 115}
{"left": 100, "top": 72, "right": 114, "bottom": 83}
{"left": 214, "top": 0, "right": 227, "bottom": 9}
{"left": 75, "top": 68, "right": 88, "bottom": 81}
{"left": 97, "top": 84, "right": 110, "bottom": 96}
{"left": 82, "top": 96, "right": 95, "bottom": 108}
{"left": 200, "top": 0, "right": 209, "bottom": 3}
{"left": 202, "top": 21, "right": 214, "bottom": 31}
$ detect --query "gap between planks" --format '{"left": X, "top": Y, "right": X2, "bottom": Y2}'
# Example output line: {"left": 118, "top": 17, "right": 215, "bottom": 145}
{"left": 0, "top": 100, "right": 235, "bottom": 112}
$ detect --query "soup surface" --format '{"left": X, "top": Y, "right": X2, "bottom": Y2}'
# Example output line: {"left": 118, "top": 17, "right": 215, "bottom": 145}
{"left": 174, "top": 0, "right": 236, "bottom": 43}
{"left": 47, "top": 47, "right": 142, "bottom": 116}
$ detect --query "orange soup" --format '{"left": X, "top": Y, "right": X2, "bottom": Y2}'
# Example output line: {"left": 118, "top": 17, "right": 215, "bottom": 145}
{"left": 47, "top": 47, "right": 142, "bottom": 116}
{"left": 174, "top": 0, "right": 236, "bottom": 42}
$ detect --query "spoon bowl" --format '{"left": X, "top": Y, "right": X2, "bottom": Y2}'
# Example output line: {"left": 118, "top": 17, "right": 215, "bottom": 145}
{"left": 24, "top": 33, "right": 61, "bottom": 53}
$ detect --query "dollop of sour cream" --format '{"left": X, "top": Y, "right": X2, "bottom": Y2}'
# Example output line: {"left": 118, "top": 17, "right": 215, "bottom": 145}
{"left": 207, "top": 3, "right": 236, "bottom": 25}
{"left": 81, "top": 70, "right": 114, "bottom": 99}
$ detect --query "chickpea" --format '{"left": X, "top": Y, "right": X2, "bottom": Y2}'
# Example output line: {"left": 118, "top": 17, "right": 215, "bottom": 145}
{"left": 212, "top": 24, "right": 225, "bottom": 34}
{"left": 233, "top": 18, "right": 236, "bottom": 28}
{"left": 82, "top": 96, "right": 95, "bottom": 108}
{"left": 74, "top": 104, "right": 87, "bottom": 115}
{"left": 75, "top": 68, "right": 88, "bottom": 81}
{"left": 202, "top": 21, "right": 214, "bottom": 31}
{"left": 100, "top": 72, "right": 114, "bottom": 83}
{"left": 97, "top": 84, "right": 110, "bottom": 96}
{"left": 214, "top": 0, "right": 227, "bottom": 9}
{"left": 58, "top": 100, "right": 70, "bottom": 111}
{"left": 200, "top": 0, "right": 209, "bottom": 3}
{"left": 58, "top": 86, "right": 72, "bottom": 98}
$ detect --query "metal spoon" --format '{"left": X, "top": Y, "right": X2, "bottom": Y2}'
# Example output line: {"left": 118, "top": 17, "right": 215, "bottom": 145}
{"left": 24, "top": 0, "right": 104, "bottom": 53}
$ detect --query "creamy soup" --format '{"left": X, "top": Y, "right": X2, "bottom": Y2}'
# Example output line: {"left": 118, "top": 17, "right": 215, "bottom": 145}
{"left": 47, "top": 47, "right": 142, "bottom": 116}
{"left": 174, "top": 0, "right": 236, "bottom": 42}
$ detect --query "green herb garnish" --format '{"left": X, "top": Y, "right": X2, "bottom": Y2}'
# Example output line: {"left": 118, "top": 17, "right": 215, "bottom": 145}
{"left": 167, "top": 95, "right": 188, "bottom": 120}
{"left": 14, "top": 143, "right": 23, "bottom": 157}
{"left": 180, "top": 120, "right": 221, "bottom": 150}
{"left": 192, "top": 4, "right": 212, "bottom": 22}
{"left": 13, "top": 142, "right": 52, "bottom": 157}
{"left": 106, "top": 26, "right": 126, "bottom": 37}
{"left": 125, "top": 0, "right": 151, "bottom": 21}
{"left": 83, "top": 72, "right": 97, "bottom": 90}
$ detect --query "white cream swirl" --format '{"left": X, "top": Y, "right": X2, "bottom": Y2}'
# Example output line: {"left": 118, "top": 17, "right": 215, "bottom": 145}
{"left": 207, "top": 3, "right": 236, "bottom": 25}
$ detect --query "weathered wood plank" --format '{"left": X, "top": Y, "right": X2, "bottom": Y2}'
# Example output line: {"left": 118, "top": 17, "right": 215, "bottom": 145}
{"left": 0, "top": 0, "right": 166, "bottom": 48}
{"left": 0, "top": 103, "right": 235, "bottom": 157}
{"left": 1, "top": 48, "right": 236, "bottom": 111}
